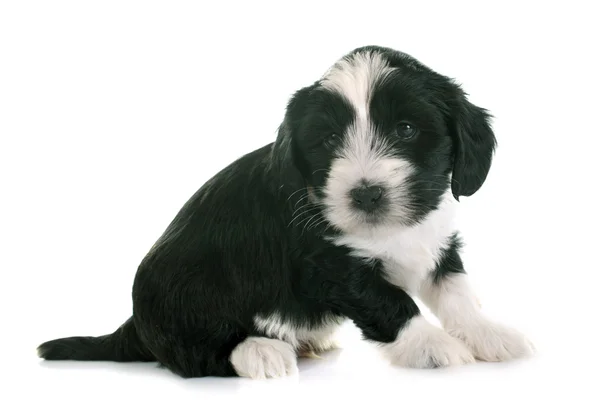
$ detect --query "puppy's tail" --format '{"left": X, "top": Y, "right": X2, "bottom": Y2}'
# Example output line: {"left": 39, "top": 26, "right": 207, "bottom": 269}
{"left": 37, "top": 317, "right": 154, "bottom": 362}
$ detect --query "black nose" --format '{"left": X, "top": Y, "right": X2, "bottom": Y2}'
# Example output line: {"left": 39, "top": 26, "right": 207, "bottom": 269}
{"left": 351, "top": 185, "right": 383, "bottom": 211}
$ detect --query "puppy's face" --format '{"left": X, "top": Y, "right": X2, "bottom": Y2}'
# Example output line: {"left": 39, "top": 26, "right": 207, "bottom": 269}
{"left": 282, "top": 46, "right": 496, "bottom": 234}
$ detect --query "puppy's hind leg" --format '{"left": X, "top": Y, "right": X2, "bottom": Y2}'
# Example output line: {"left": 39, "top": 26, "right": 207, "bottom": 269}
{"left": 151, "top": 334, "right": 297, "bottom": 379}
{"left": 230, "top": 337, "right": 298, "bottom": 379}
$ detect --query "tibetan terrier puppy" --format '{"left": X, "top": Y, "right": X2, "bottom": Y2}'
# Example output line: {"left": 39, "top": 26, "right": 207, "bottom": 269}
{"left": 38, "top": 46, "right": 534, "bottom": 379}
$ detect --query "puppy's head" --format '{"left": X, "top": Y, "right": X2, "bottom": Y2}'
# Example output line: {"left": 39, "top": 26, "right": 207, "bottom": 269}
{"left": 277, "top": 46, "right": 496, "bottom": 234}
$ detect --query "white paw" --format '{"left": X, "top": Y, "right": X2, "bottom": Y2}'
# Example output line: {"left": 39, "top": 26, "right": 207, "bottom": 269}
{"left": 230, "top": 337, "right": 298, "bottom": 379}
{"left": 448, "top": 319, "right": 535, "bottom": 362}
{"left": 382, "top": 315, "right": 475, "bottom": 368}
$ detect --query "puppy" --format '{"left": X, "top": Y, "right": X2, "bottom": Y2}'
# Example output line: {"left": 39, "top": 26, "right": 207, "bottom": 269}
{"left": 38, "top": 46, "right": 534, "bottom": 379}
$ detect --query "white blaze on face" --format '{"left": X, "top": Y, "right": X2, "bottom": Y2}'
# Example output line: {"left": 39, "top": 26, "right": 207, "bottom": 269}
{"left": 320, "top": 51, "right": 414, "bottom": 233}
{"left": 321, "top": 51, "right": 392, "bottom": 122}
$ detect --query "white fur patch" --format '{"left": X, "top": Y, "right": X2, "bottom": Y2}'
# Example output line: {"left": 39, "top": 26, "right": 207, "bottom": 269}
{"left": 381, "top": 315, "right": 475, "bottom": 368}
{"left": 230, "top": 337, "right": 298, "bottom": 379}
{"left": 321, "top": 50, "right": 393, "bottom": 122}
{"left": 333, "top": 190, "right": 457, "bottom": 293}
{"left": 420, "top": 273, "right": 535, "bottom": 362}
{"left": 254, "top": 313, "right": 342, "bottom": 353}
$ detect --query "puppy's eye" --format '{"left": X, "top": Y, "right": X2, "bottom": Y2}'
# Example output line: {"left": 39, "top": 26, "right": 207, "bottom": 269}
{"left": 395, "top": 123, "right": 417, "bottom": 140}
{"left": 323, "top": 133, "right": 341, "bottom": 149}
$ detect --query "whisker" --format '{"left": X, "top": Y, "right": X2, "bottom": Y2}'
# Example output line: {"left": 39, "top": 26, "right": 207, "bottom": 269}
{"left": 415, "top": 189, "right": 450, "bottom": 193}
{"left": 288, "top": 207, "right": 318, "bottom": 227}
{"left": 309, "top": 217, "right": 330, "bottom": 231}
{"left": 306, "top": 213, "right": 325, "bottom": 230}
{"left": 291, "top": 201, "right": 313, "bottom": 217}
{"left": 301, "top": 213, "right": 321, "bottom": 235}
{"left": 286, "top": 188, "right": 308, "bottom": 204}
{"left": 292, "top": 194, "right": 311, "bottom": 210}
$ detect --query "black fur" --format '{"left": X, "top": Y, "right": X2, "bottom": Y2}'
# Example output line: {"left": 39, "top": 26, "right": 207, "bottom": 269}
{"left": 449, "top": 95, "right": 497, "bottom": 200}
{"left": 37, "top": 46, "right": 495, "bottom": 378}
{"left": 432, "top": 233, "right": 466, "bottom": 285}
{"left": 37, "top": 317, "right": 153, "bottom": 362}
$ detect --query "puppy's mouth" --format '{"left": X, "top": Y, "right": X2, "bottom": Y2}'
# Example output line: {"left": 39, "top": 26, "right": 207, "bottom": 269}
{"left": 359, "top": 212, "right": 387, "bottom": 226}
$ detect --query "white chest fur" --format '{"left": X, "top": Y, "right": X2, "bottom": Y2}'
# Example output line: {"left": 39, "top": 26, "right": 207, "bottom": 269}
{"left": 332, "top": 193, "right": 458, "bottom": 294}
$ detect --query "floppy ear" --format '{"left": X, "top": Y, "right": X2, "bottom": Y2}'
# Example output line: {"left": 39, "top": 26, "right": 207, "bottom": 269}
{"left": 448, "top": 89, "right": 497, "bottom": 200}
{"left": 271, "top": 121, "right": 304, "bottom": 185}
{"left": 270, "top": 89, "right": 311, "bottom": 193}
{"left": 271, "top": 86, "right": 314, "bottom": 185}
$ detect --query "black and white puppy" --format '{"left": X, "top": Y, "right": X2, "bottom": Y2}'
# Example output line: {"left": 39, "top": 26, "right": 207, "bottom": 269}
{"left": 38, "top": 46, "right": 534, "bottom": 379}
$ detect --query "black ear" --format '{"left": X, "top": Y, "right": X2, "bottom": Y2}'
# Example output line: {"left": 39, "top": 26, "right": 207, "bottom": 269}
{"left": 271, "top": 121, "right": 303, "bottom": 184}
{"left": 272, "top": 86, "right": 315, "bottom": 178}
{"left": 270, "top": 87, "right": 312, "bottom": 191}
{"left": 449, "top": 90, "right": 497, "bottom": 200}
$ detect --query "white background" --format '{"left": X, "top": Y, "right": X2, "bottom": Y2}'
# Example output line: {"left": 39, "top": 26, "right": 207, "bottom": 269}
{"left": 1, "top": 1, "right": 599, "bottom": 418}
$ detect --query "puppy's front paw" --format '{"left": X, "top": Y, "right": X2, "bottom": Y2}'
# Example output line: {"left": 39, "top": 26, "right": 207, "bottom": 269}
{"left": 448, "top": 319, "right": 535, "bottom": 362}
{"left": 383, "top": 315, "right": 475, "bottom": 368}
{"left": 230, "top": 337, "right": 298, "bottom": 379}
